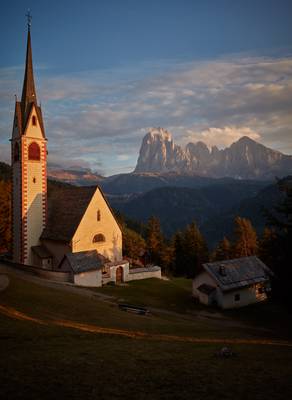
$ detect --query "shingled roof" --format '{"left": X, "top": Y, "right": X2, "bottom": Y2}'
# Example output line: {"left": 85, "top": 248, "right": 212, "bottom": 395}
{"left": 203, "top": 256, "right": 273, "bottom": 292}
{"left": 65, "top": 250, "right": 108, "bottom": 274}
{"left": 41, "top": 185, "right": 97, "bottom": 242}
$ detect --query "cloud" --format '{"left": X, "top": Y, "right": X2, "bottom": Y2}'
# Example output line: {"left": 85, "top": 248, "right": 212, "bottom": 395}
{"left": 1, "top": 54, "right": 292, "bottom": 174}
{"left": 183, "top": 126, "right": 261, "bottom": 149}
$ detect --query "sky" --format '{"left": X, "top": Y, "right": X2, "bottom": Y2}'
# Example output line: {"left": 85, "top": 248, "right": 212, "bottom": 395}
{"left": 1, "top": 0, "right": 292, "bottom": 176}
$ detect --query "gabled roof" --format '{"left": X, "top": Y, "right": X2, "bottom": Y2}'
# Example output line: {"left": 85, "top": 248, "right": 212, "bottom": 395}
{"left": 197, "top": 283, "right": 216, "bottom": 295}
{"left": 203, "top": 256, "right": 273, "bottom": 292}
{"left": 41, "top": 185, "right": 97, "bottom": 242}
{"left": 31, "top": 245, "right": 53, "bottom": 259}
{"left": 64, "top": 250, "right": 108, "bottom": 274}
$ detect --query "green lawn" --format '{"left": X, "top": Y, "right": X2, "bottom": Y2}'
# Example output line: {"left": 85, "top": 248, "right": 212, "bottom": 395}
{"left": 96, "top": 277, "right": 200, "bottom": 312}
{"left": 96, "top": 277, "right": 292, "bottom": 339}
{"left": 1, "top": 270, "right": 292, "bottom": 400}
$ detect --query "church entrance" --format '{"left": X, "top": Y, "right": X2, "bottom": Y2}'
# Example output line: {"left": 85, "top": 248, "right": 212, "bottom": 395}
{"left": 116, "top": 266, "right": 123, "bottom": 284}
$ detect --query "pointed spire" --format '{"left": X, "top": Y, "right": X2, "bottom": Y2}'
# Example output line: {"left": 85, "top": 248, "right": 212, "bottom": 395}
{"left": 21, "top": 12, "right": 37, "bottom": 115}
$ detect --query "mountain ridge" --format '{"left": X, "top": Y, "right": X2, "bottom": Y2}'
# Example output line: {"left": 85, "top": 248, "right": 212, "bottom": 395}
{"left": 135, "top": 128, "right": 292, "bottom": 180}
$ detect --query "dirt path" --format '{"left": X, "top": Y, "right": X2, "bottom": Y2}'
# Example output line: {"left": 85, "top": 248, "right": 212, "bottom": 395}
{"left": 1, "top": 303, "right": 292, "bottom": 348}
{"left": 0, "top": 262, "right": 275, "bottom": 333}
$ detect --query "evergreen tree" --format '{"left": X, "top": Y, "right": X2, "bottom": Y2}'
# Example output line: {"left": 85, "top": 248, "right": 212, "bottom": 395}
{"left": 146, "top": 216, "right": 164, "bottom": 265}
{"left": 172, "top": 231, "right": 186, "bottom": 276}
{"left": 212, "top": 237, "right": 232, "bottom": 261}
{"left": 258, "top": 227, "right": 278, "bottom": 268}
{"left": 233, "top": 216, "right": 258, "bottom": 257}
{"left": 264, "top": 178, "right": 292, "bottom": 304}
{"left": 123, "top": 227, "right": 146, "bottom": 261}
{"left": 159, "top": 241, "right": 174, "bottom": 275}
{"left": 183, "top": 222, "right": 209, "bottom": 278}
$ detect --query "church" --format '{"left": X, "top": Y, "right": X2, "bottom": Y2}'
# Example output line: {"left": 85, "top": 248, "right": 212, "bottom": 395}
{"left": 10, "top": 19, "right": 161, "bottom": 287}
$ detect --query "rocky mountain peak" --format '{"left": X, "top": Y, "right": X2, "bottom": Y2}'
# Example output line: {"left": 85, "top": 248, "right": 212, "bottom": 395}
{"left": 134, "top": 128, "right": 292, "bottom": 179}
{"left": 147, "top": 127, "right": 173, "bottom": 142}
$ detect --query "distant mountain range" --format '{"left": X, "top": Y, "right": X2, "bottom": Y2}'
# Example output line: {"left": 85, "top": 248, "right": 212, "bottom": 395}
{"left": 2, "top": 125, "right": 291, "bottom": 247}
{"left": 48, "top": 168, "right": 104, "bottom": 186}
{"left": 135, "top": 128, "right": 292, "bottom": 180}
{"left": 109, "top": 179, "right": 284, "bottom": 245}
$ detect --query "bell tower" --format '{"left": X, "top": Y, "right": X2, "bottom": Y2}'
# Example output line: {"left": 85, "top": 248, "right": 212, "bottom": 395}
{"left": 11, "top": 14, "right": 47, "bottom": 265}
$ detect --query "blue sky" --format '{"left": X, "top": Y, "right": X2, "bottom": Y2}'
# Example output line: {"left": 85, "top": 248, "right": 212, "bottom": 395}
{"left": 1, "top": 0, "right": 292, "bottom": 175}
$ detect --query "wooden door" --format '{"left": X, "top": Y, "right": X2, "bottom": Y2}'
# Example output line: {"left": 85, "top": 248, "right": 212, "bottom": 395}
{"left": 116, "top": 266, "right": 123, "bottom": 283}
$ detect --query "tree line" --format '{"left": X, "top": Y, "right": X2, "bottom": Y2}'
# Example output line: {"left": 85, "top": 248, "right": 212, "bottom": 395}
{"left": 119, "top": 177, "right": 292, "bottom": 305}
{"left": 120, "top": 214, "right": 260, "bottom": 277}
{"left": 0, "top": 176, "right": 291, "bottom": 304}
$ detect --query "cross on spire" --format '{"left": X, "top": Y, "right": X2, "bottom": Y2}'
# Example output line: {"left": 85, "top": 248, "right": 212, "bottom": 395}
{"left": 26, "top": 9, "right": 32, "bottom": 30}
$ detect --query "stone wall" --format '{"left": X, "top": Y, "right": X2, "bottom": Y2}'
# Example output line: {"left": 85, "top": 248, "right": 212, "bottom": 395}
{"left": 127, "top": 266, "right": 161, "bottom": 282}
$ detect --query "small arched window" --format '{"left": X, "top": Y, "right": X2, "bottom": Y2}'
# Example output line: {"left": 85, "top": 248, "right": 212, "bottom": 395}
{"left": 28, "top": 142, "right": 40, "bottom": 161}
{"left": 93, "top": 233, "right": 106, "bottom": 243}
{"left": 14, "top": 142, "right": 20, "bottom": 162}
{"left": 97, "top": 210, "right": 101, "bottom": 221}
{"left": 32, "top": 116, "right": 37, "bottom": 126}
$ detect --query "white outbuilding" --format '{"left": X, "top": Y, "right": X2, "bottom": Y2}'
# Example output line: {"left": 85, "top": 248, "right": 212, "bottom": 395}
{"left": 192, "top": 256, "right": 273, "bottom": 309}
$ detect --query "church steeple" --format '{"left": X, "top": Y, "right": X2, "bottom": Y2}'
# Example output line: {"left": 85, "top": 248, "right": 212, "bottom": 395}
{"left": 11, "top": 12, "right": 47, "bottom": 265}
{"left": 21, "top": 13, "right": 37, "bottom": 116}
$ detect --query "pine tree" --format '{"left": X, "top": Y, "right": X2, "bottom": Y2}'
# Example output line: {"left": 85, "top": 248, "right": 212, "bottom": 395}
{"left": 123, "top": 227, "right": 146, "bottom": 261}
{"left": 183, "top": 222, "right": 209, "bottom": 278}
{"left": 212, "top": 237, "right": 232, "bottom": 261}
{"left": 172, "top": 231, "right": 186, "bottom": 276}
{"left": 258, "top": 227, "right": 278, "bottom": 268}
{"left": 233, "top": 216, "right": 258, "bottom": 258}
{"left": 146, "top": 216, "right": 164, "bottom": 265}
{"left": 264, "top": 178, "right": 292, "bottom": 304}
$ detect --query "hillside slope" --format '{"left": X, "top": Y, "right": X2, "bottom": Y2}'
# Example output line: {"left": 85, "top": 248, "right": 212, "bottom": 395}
{"left": 1, "top": 267, "right": 292, "bottom": 400}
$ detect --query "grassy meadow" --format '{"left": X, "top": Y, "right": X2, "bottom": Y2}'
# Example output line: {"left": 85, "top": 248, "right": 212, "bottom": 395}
{"left": 1, "top": 267, "right": 292, "bottom": 400}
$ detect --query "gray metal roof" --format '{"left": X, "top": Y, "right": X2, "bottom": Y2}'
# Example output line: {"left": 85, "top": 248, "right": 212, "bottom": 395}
{"left": 65, "top": 250, "right": 108, "bottom": 274}
{"left": 203, "top": 256, "right": 273, "bottom": 292}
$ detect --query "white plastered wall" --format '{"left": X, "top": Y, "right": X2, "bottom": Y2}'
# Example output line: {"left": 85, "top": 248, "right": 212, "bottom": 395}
{"left": 192, "top": 271, "right": 218, "bottom": 298}
{"left": 23, "top": 106, "right": 47, "bottom": 265}
{"left": 12, "top": 127, "right": 21, "bottom": 263}
{"left": 72, "top": 188, "right": 122, "bottom": 262}
{"left": 74, "top": 270, "right": 102, "bottom": 287}
{"left": 217, "top": 283, "right": 268, "bottom": 309}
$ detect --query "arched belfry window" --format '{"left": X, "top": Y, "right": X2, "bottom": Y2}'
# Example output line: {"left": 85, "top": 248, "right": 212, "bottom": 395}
{"left": 32, "top": 116, "right": 37, "bottom": 126}
{"left": 28, "top": 142, "right": 40, "bottom": 161}
{"left": 93, "top": 233, "right": 106, "bottom": 243}
{"left": 14, "top": 142, "right": 20, "bottom": 162}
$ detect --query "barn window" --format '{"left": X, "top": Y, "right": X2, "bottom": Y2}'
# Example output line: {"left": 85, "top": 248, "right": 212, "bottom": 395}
{"left": 97, "top": 210, "right": 101, "bottom": 221}
{"left": 28, "top": 142, "right": 40, "bottom": 161}
{"left": 234, "top": 294, "right": 240, "bottom": 302}
{"left": 32, "top": 116, "right": 37, "bottom": 126}
{"left": 14, "top": 142, "right": 20, "bottom": 162}
{"left": 93, "top": 233, "right": 105, "bottom": 243}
